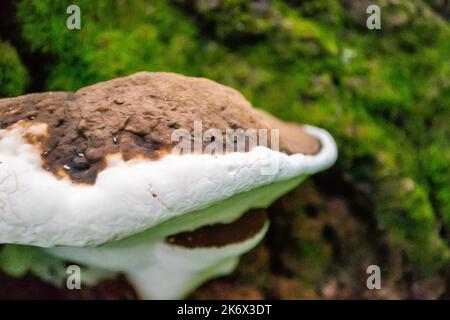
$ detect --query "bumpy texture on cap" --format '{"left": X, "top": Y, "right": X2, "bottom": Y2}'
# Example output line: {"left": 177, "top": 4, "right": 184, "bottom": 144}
{"left": 0, "top": 72, "right": 320, "bottom": 184}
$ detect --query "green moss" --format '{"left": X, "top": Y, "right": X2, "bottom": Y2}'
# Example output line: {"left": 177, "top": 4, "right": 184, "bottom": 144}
{"left": 174, "top": 0, "right": 279, "bottom": 40}
{"left": 0, "top": 40, "right": 29, "bottom": 97}
{"left": 0, "top": 245, "right": 66, "bottom": 285}
{"left": 377, "top": 178, "right": 449, "bottom": 273}
{"left": 16, "top": 0, "right": 200, "bottom": 90}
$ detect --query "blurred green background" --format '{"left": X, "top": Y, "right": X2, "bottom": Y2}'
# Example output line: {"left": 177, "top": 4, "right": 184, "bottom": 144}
{"left": 0, "top": 0, "right": 449, "bottom": 299}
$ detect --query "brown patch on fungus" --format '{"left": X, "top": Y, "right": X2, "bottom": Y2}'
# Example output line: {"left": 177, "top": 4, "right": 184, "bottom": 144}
{"left": 0, "top": 72, "right": 320, "bottom": 184}
{"left": 252, "top": 108, "right": 321, "bottom": 155}
{"left": 166, "top": 209, "right": 268, "bottom": 248}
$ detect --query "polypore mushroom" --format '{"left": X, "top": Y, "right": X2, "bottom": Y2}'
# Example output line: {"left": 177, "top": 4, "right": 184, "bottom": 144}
{"left": 0, "top": 72, "right": 337, "bottom": 299}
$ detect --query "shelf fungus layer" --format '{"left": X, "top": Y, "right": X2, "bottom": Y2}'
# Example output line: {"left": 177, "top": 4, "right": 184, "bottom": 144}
{"left": 0, "top": 72, "right": 337, "bottom": 299}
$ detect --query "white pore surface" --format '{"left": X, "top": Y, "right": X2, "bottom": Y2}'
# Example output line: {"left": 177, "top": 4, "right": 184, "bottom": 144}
{"left": 0, "top": 122, "right": 337, "bottom": 247}
{"left": 127, "top": 223, "right": 268, "bottom": 299}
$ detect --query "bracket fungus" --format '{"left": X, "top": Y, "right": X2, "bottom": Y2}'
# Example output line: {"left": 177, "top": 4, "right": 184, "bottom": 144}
{"left": 0, "top": 72, "right": 337, "bottom": 299}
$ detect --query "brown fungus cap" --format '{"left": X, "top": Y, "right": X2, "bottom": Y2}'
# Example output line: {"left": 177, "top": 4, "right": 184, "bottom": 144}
{"left": 0, "top": 72, "right": 320, "bottom": 184}
{"left": 166, "top": 209, "right": 268, "bottom": 249}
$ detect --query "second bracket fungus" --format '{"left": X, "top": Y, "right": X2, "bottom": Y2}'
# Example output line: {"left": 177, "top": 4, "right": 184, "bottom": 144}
{"left": 0, "top": 72, "right": 337, "bottom": 299}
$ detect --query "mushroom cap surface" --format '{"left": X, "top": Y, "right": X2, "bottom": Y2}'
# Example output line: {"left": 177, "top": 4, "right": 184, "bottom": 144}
{"left": 0, "top": 72, "right": 320, "bottom": 184}
{"left": 0, "top": 72, "right": 337, "bottom": 247}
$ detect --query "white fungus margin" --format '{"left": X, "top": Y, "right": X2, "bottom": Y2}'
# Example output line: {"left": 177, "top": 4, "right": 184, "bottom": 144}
{"left": 0, "top": 122, "right": 337, "bottom": 247}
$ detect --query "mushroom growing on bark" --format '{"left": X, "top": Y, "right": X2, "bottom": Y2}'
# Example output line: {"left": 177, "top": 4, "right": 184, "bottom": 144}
{"left": 0, "top": 72, "right": 337, "bottom": 299}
